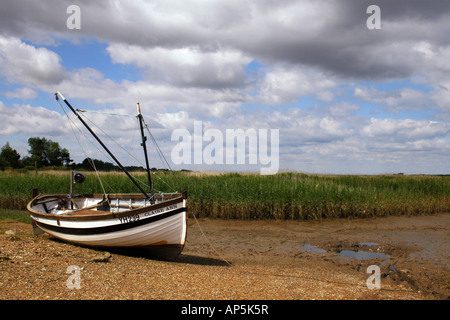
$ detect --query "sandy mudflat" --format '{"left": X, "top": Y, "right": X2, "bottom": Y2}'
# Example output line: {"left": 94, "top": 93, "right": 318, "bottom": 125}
{"left": 0, "top": 212, "right": 448, "bottom": 300}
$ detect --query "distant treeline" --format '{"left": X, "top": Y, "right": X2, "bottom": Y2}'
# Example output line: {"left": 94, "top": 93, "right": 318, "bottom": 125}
{"left": 0, "top": 137, "right": 175, "bottom": 172}
{"left": 72, "top": 157, "right": 171, "bottom": 172}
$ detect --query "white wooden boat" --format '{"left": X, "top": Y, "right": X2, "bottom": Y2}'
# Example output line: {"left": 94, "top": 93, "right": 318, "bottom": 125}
{"left": 27, "top": 92, "right": 188, "bottom": 259}
{"left": 27, "top": 192, "right": 187, "bottom": 258}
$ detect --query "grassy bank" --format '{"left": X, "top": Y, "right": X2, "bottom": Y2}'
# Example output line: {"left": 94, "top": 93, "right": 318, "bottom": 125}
{"left": 0, "top": 209, "right": 31, "bottom": 224}
{"left": 0, "top": 170, "right": 448, "bottom": 220}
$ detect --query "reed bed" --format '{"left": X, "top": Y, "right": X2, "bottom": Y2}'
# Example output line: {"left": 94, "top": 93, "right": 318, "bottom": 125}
{"left": 0, "top": 170, "right": 448, "bottom": 220}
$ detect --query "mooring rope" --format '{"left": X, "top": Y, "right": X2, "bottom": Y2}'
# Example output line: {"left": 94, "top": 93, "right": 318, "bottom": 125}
{"left": 191, "top": 213, "right": 233, "bottom": 267}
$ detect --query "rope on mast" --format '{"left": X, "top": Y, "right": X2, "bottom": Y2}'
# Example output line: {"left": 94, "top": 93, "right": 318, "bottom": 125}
{"left": 55, "top": 91, "right": 151, "bottom": 200}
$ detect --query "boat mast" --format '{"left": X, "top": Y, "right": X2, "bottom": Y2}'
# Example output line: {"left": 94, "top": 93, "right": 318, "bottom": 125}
{"left": 55, "top": 91, "right": 151, "bottom": 200}
{"left": 137, "top": 102, "right": 154, "bottom": 202}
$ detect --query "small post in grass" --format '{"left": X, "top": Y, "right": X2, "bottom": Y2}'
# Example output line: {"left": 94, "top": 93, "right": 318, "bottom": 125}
{"left": 31, "top": 188, "right": 44, "bottom": 236}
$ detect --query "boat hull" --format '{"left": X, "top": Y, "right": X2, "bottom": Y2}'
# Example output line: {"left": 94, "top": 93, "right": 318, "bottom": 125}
{"left": 27, "top": 192, "right": 188, "bottom": 259}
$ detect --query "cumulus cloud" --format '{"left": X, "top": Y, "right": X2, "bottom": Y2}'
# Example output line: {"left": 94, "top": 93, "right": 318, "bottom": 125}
{"left": 361, "top": 118, "right": 449, "bottom": 141}
{"left": 107, "top": 44, "right": 252, "bottom": 88}
{"left": 2, "top": 0, "right": 449, "bottom": 80}
{"left": 2, "top": 87, "right": 38, "bottom": 100}
{"left": 279, "top": 115, "right": 449, "bottom": 173}
{"left": 354, "top": 86, "right": 430, "bottom": 111}
{"left": 0, "top": 35, "right": 65, "bottom": 86}
{"left": 0, "top": 101, "right": 66, "bottom": 135}
{"left": 49, "top": 67, "right": 249, "bottom": 121}
{"left": 257, "top": 66, "right": 336, "bottom": 105}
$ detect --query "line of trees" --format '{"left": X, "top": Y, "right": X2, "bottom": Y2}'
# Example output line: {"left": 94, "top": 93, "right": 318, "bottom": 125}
{"left": 72, "top": 158, "right": 149, "bottom": 172}
{"left": 1, "top": 137, "right": 71, "bottom": 170}
{"left": 0, "top": 137, "right": 158, "bottom": 172}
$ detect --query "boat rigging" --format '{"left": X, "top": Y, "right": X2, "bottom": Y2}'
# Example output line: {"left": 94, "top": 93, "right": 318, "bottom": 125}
{"left": 55, "top": 91, "right": 154, "bottom": 203}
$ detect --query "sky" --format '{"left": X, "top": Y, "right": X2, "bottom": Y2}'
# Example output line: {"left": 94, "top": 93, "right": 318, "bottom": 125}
{"left": 0, "top": 0, "right": 449, "bottom": 174}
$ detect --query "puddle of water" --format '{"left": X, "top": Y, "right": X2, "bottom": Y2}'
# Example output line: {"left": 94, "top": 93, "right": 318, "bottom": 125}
{"left": 359, "top": 242, "right": 379, "bottom": 246}
{"left": 337, "top": 249, "right": 390, "bottom": 260}
{"left": 303, "top": 244, "right": 326, "bottom": 254}
{"left": 301, "top": 243, "right": 391, "bottom": 263}
{"left": 380, "top": 259, "right": 390, "bottom": 266}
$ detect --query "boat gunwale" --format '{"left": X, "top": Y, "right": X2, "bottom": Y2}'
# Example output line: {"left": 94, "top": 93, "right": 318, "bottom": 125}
{"left": 27, "top": 191, "right": 187, "bottom": 222}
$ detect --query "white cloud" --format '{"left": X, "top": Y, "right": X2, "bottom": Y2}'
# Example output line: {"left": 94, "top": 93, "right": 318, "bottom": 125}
{"left": 51, "top": 66, "right": 249, "bottom": 120}
{"left": 0, "top": 101, "right": 66, "bottom": 136}
{"left": 156, "top": 111, "right": 193, "bottom": 132}
{"left": 253, "top": 110, "right": 449, "bottom": 173}
{"left": 257, "top": 66, "right": 336, "bottom": 105}
{"left": 354, "top": 86, "right": 434, "bottom": 112}
{"left": 0, "top": 35, "right": 65, "bottom": 87}
{"left": 329, "top": 102, "right": 360, "bottom": 117}
{"left": 107, "top": 44, "right": 252, "bottom": 88}
{"left": 2, "top": 87, "right": 38, "bottom": 100}
{"left": 360, "top": 118, "right": 449, "bottom": 142}
{"left": 2, "top": 1, "right": 450, "bottom": 80}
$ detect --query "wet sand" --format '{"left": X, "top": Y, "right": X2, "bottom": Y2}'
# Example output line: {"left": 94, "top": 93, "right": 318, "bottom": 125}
{"left": 0, "top": 212, "right": 448, "bottom": 300}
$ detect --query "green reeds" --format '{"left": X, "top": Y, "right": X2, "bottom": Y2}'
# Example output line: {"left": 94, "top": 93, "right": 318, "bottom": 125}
{"left": 0, "top": 170, "right": 448, "bottom": 220}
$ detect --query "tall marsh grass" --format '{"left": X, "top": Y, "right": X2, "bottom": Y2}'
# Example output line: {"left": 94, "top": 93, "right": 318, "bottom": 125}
{"left": 0, "top": 170, "right": 448, "bottom": 220}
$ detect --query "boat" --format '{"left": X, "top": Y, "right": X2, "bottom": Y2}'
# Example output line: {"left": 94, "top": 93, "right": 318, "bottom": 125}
{"left": 27, "top": 92, "right": 188, "bottom": 259}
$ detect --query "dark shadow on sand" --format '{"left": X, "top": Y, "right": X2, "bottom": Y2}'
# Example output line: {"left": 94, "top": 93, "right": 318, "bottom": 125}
{"left": 171, "top": 254, "right": 231, "bottom": 266}
{"left": 46, "top": 235, "right": 231, "bottom": 267}
{"left": 107, "top": 247, "right": 231, "bottom": 266}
